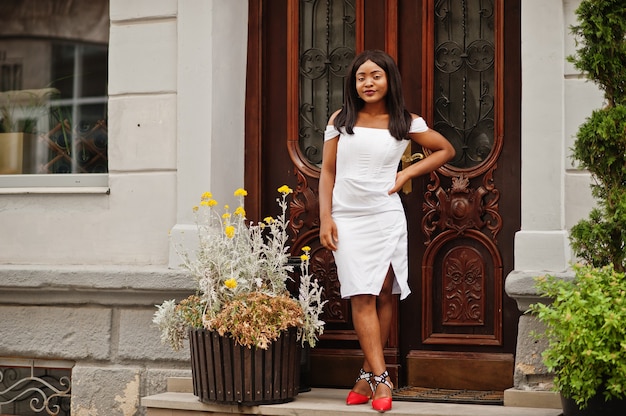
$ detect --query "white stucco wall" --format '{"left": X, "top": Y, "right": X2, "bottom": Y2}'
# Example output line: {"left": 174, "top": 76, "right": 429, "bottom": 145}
{"left": 168, "top": 0, "right": 248, "bottom": 268}
{"left": 0, "top": 0, "right": 246, "bottom": 266}
{"left": 514, "top": 0, "right": 602, "bottom": 273}
{"left": 0, "top": 1, "right": 177, "bottom": 265}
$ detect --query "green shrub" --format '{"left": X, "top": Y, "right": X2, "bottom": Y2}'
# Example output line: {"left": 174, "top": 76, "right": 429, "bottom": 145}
{"left": 567, "top": 0, "right": 626, "bottom": 107}
{"left": 530, "top": 264, "right": 626, "bottom": 408}
{"left": 569, "top": 107, "right": 626, "bottom": 272}
{"left": 568, "top": 0, "right": 626, "bottom": 271}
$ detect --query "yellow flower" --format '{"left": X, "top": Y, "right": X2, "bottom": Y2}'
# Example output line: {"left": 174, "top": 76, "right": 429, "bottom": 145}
{"left": 300, "top": 254, "right": 309, "bottom": 261}
{"left": 222, "top": 212, "right": 231, "bottom": 219}
{"left": 192, "top": 206, "right": 199, "bottom": 212}
{"left": 224, "top": 205, "right": 229, "bottom": 210}
{"left": 207, "top": 199, "right": 218, "bottom": 207}
{"left": 225, "top": 225, "right": 235, "bottom": 238}
{"left": 224, "top": 278, "right": 237, "bottom": 289}
{"left": 234, "top": 206, "right": 246, "bottom": 217}
{"left": 264, "top": 216, "right": 274, "bottom": 224}
{"left": 277, "top": 185, "right": 293, "bottom": 195}
{"left": 234, "top": 188, "right": 248, "bottom": 197}
{"left": 302, "top": 246, "right": 311, "bottom": 253}
{"left": 201, "top": 192, "right": 213, "bottom": 200}
{"left": 200, "top": 200, "right": 210, "bottom": 207}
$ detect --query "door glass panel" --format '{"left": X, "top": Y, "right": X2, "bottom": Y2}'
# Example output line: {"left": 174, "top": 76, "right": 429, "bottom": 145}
{"left": 433, "top": 0, "right": 495, "bottom": 169}
{"left": 299, "top": 0, "right": 356, "bottom": 167}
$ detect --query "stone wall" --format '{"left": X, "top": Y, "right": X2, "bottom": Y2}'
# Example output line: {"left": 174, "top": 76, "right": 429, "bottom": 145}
{"left": 0, "top": 266, "right": 194, "bottom": 415}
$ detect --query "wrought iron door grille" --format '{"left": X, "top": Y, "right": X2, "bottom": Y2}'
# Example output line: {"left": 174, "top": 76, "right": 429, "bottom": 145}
{"left": 433, "top": 0, "right": 496, "bottom": 170}
{"left": 298, "top": 0, "right": 356, "bottom": 167}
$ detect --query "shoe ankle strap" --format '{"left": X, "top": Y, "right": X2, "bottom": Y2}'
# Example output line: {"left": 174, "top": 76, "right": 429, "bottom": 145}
{"left": 356, "top": 368, "right": 374, "bottom": 391}
{"left": 373, "top": 370, "right": 392, "bottom": 391}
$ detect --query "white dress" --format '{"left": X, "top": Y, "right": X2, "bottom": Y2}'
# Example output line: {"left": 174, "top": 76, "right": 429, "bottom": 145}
{"left": 324, "top": 117, "right": 428, "bottom": 300}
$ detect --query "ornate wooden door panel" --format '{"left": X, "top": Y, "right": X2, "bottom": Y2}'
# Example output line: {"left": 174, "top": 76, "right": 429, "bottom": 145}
{"left": 400, "top": 0, "right": 521, "bottom": 390}
{"left": 246, "top": 0, "right": 521, "bottom": 390}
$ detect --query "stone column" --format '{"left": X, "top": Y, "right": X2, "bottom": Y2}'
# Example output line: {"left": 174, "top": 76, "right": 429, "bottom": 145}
{"left": 168, "top": 0, "right": 248, "bottom": 268}
{"left": 503, "top": 0, "right": 570, "bottom": 408}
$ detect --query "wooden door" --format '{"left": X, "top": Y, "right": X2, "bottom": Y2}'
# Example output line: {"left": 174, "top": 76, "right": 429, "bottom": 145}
{"left": 245, "top": 0, "right": 521, "bottom": 391}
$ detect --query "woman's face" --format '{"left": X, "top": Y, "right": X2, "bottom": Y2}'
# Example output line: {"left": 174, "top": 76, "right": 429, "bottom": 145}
{"left": 355, "top": 59, "right": 388, "bottom": 104}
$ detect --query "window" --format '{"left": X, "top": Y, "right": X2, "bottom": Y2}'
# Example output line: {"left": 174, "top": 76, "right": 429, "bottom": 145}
{"left": 0, "top": 39, "right": 108, "bottom": 177}
{"left": 0, "top": 0, "right": 108, "bottom": 188}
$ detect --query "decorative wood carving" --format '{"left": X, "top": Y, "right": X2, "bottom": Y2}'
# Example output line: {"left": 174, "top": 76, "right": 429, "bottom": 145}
{"left": 422, "top": 229, "right": 503, "bottom": 346}
{"left": 442, "top": 246, "right": 485, "bottom": 326}
{"left": 422, "top": 167, "right": 502, "bottom": 245}
{"left": 289, "top": 169, "right": 320, "bottom": 241}
{"left": 288, "top": 170, "right": 347, "bottom": 324}
{"left": 311, "top": 246, "right": 346, "bottom": 323}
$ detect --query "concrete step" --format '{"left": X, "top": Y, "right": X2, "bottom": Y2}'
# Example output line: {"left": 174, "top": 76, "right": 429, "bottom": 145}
{"left": 142, "top": 388, "right": 563, "bottom": 416}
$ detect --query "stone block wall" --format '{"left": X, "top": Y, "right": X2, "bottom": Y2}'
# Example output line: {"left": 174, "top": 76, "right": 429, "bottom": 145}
{"left": 0, "top": 266, "right": 194, "bottom": 415}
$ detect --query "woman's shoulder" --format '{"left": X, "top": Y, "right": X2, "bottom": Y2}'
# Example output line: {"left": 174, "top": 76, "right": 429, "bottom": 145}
{"left": 328, "top": 109, "right": 342, "bottom": 126}
{"left": 324, "top": 110, "right": 343, "bottom": 141}
{"left": 409, "top": 113, "right": 428, "bottom": 133}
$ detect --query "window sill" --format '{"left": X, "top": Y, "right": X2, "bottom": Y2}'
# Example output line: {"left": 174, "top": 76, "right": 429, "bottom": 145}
{"left": 0, "top": 173, "right": 109, "bottom": 193}
{"left": 0, "top": 186, "right": 110, "bottom": 194}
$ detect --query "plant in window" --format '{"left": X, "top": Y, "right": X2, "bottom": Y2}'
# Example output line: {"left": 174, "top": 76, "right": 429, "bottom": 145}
{"left": 153, "top": 186, "right": 326, "bottom": 350}
{"left": 0, "top": 88, "right": 59, "bottom": 174}
{"left": 0, "top": 88, "right": 58, "bottom": 133}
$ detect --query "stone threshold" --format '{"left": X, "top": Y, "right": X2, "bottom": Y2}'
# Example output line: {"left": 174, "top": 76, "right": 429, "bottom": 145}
{"left": 142, "top": 378, "right": 563, "bottom": 416}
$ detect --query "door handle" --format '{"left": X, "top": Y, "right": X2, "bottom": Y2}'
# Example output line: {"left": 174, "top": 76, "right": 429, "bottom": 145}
{"left": 400, "top": 149, "right": 424, "bottom": 194}
{"left": 401, "top": 152, "right": 425, "bottom": 164}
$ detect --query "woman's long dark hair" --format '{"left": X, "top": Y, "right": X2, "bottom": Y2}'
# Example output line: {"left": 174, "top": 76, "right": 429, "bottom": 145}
{"left": 334, "top": 49, "right": 412, "bottom": 141}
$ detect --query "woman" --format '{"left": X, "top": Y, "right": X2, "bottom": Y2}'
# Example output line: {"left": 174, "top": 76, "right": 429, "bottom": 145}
{"left": 319, "top": 50, "right": 455, "bottom": 412}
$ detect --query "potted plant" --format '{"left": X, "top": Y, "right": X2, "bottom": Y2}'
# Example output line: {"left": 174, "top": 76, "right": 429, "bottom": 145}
{"left": 530, "top": 265, "right": 626, "bottom": 414}
{"left": 529, "top": 1, "right": 626, "bottom": 414}
{"left": 153, "top": 186, "right": 326, "bottom": 405}
{"left": 0, "top": 87, "right": 58, "bottom": 174}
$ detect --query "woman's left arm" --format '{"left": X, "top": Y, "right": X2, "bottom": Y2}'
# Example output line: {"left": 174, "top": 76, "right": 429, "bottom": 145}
{"left": 388, "top": 127, "right": 455, "bottom": 195}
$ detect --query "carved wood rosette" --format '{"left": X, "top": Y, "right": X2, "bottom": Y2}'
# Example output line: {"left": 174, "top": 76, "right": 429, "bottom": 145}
{"left": 422, "top": 168, "right": 502, "bottom": 245}
{"left": 421, "top": 168, "right": 504, "bottom": 346}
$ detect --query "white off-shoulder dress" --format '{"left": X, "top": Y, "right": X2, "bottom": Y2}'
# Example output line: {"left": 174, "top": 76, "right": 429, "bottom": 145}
{"left": 324, "top": 117, "right": 428, "bottom": 300}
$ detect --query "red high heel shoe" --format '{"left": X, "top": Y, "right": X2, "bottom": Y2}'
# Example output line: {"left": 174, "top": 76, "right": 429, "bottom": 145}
{"left": 345, "top": 368, "right": 373, "bottom": 405}
{"left": 371, "top": 370, "right": 393, "bottom": 412}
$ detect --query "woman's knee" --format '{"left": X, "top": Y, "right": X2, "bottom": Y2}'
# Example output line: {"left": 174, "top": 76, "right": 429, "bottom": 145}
{"left": 351, "top": 294, "right": 376, "bottom": 313}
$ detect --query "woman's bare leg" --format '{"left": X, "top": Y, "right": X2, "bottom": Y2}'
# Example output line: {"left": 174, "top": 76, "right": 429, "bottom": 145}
{"left": 351, "top": 268, "right": 395, "bottom": 399}
{"left": 377, "top": 267, "right": 395, "bottom": 349}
